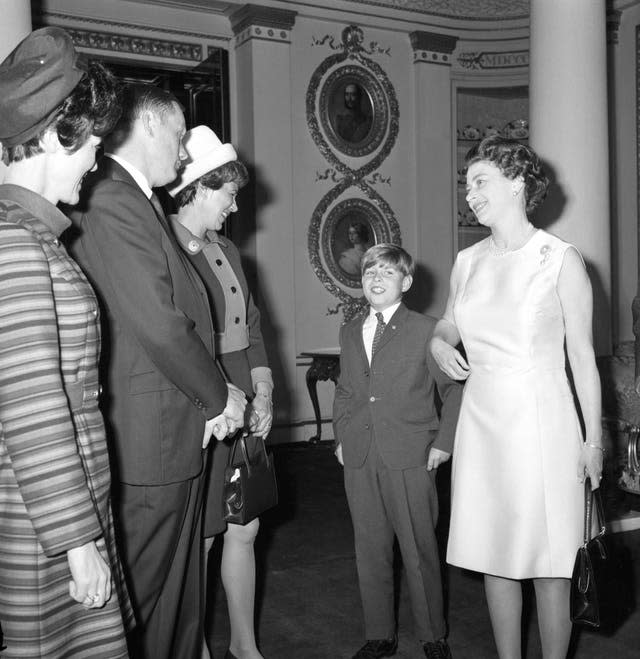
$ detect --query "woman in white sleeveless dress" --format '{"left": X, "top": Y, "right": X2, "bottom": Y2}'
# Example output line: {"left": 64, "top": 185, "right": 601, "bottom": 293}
{"left": 430, "top": 136, "right": 604, "bottom": 659}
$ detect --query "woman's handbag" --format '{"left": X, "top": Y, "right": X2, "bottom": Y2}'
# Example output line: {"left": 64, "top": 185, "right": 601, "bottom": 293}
{"left": 570, "top": 481, "right": 607, "bottom": 627}
{"left": 223, "top": 434, "right": 278, "bottom": 525}
{"left": 569, "top": 475, "right": 635, "bottom": 629}
{"left": 618, "top": 422, "right": 640, "bottom": 495}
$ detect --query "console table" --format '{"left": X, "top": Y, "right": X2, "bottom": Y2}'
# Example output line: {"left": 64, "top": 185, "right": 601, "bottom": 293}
{"left": 300, "top": 349, "right": 340, "bottom": 443}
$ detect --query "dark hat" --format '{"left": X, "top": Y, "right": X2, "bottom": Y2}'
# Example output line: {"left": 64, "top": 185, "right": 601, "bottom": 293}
{"left": 0, "top": 27, "right": 87, "bottom": 147}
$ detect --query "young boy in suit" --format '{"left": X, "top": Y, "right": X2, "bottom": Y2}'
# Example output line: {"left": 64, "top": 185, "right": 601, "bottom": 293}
{"left": 333, "top": 244, "right": 461, "bottom": 659}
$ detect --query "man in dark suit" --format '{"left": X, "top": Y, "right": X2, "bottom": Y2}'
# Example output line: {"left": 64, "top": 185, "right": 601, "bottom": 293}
{"left": 333, "top": 244, "right": 461, "bottom": 659}
{"left": 68, "top": 84, "right": 246, "bottom": 659}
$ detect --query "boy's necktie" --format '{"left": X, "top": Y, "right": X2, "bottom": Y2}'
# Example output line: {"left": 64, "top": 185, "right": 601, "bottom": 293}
{"left": 371, "top": 312, "right": 386, "bottom": 355}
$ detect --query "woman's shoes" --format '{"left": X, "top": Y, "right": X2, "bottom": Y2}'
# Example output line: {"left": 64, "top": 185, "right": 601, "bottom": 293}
{"left": 224, "top": 651, "right": 239, "bottom": 659}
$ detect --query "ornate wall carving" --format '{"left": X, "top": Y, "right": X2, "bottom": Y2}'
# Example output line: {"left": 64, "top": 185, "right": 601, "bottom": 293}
{"left": 38, "top": 10, "right": 230, "bottom": 43}
{"left": 457, "top": 50, "right": 528, "bottom": 70}
{"left": 306, "top": 25, "right": 401, "bottom": 320}
{"left": 65, "top": 26, "right": 202, "bottom": 61}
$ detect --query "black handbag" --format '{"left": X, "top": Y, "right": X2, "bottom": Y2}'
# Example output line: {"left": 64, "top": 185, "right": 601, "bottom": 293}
{"left": 570, "top": 481, "right": 608, "bottom": 627}
{"left": 570, "top": 479, "right": 635, "bottom": 632}
{"left": 223, "top": 434, "right": 278, "bottom": 525}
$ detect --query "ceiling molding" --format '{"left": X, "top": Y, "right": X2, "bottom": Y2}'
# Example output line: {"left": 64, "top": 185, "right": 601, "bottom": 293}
{"left": 125, "top": 0, "right": 234, "bottom": 14}
{"left": 116, "top": 0, "right": 529, "bottom": 21}
{"left": 35, "top": 10, "right": 232, "bottom": 42}
{"left": 347, "top": 0, "right": 527, "bottom": 20}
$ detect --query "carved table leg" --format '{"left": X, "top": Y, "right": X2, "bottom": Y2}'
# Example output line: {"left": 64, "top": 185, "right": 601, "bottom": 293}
{"left": 305, "top": 362, "right": 322, "bottom": 443}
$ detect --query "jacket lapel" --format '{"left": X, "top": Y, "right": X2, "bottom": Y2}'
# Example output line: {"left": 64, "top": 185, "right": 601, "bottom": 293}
{"left": 371, "top": 303, "right": 408, "bottom": 359}
{"left": 105, "top": 159, "right": 215, "bottom": 346}
{"left": 346, "top": 312, "right": 369, "bottom": 368}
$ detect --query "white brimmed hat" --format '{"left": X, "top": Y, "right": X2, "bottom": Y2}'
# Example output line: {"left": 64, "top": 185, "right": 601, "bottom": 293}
{"left": 167, "top": 125, "right": 237, "bottom": 197}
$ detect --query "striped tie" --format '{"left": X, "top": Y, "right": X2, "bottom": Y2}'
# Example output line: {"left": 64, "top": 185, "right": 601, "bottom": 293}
{"left": 371, "top": 312, "right": 386, "bottom": 356}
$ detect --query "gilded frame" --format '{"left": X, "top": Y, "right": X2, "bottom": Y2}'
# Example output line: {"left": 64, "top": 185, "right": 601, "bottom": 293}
{"left": 322, "top": 198, "right": 391, "bottom": 289}
{"left": 319, "top": 64, "right": 388, "bottom": 158}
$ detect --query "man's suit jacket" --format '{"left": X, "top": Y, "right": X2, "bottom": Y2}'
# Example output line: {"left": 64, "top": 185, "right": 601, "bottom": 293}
{"left": 333, "top": 303, "right": 462, "bottom": 470}
{"left": 68, "top": 157, "right": 228, "bottom": 485}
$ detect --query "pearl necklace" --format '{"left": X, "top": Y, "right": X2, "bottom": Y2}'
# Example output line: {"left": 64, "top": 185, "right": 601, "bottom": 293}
{"left": 488, "top": 223, "right": 536, "bottom": 256}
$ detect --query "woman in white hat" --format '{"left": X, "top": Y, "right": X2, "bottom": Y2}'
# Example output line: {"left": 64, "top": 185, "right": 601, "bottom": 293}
{"left": 0, "top": 27, "right": 132, "bottom": 657}
{"left": 167, "top": 126, "right": 273, "bottom": 659}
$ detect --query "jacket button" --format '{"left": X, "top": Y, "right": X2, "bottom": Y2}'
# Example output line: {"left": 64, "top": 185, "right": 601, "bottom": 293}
{"left": 216, "top": 259, "right": 222, "bottom": 266}
{"left": 231, "top": 286, "right": 237, "bottom": 293}
{"left": 369, "top": 396, "right": 375, "bottom": 402}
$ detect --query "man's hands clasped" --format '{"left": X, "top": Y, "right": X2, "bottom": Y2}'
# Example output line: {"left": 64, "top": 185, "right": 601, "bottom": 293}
{"left": 202, "top": 383, "right": 248, "bottom": 448}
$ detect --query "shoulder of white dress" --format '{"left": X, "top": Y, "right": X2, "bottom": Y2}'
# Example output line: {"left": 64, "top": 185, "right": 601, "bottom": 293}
{"left": 458, "top": 237, "right": 488, "bottom": 261}
{"left": 536, "top": 229, "right": 572, "bottom": 250}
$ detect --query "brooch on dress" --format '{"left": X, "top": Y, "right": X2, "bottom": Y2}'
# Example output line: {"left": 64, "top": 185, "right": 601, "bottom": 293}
{"left": 540, "top": 244, "right": 551, "bottom": 265}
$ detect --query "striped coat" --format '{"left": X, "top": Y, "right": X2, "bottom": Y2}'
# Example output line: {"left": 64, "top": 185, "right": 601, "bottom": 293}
{"left": 0, "top": 185, "right": 132, "bottom": 658}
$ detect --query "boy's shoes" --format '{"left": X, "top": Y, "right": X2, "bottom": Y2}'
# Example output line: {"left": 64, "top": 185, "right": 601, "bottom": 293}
{"left": 352, "top": 633, "right": 398, "bottom": 658}
{"left": 422, "top": 639, "right": 453, "bottom": 658}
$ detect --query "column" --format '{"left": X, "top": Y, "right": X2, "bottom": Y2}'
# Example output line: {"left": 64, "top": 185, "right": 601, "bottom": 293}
{"left": 229, "top": 5, "right": 297, "bottom": 436}
{"left": 0, "top": 0, "right": 31, "bottom": 61}
{"left": 529, "top": 0, "right": 610, "bottom": 354}
{"left": 410, "top": 31, "right": 458, "bottom": 316}
{"left": 0, "top": 0, "right": 31, "bottom": 182}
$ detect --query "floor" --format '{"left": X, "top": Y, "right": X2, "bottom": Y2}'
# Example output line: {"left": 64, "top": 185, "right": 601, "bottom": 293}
{"left": 205, "top": 441, "right": 640, "bottom": 659}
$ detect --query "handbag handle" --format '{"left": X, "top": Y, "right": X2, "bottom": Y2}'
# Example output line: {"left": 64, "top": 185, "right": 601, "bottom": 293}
{"left": 628, "top": 425, "right": 640, "bottom": 473}
{"left": 582, "top": 479, "right": 606, "bottom": 545}
{"left": 228, "top": 434, "right": 269, "bottom": 477}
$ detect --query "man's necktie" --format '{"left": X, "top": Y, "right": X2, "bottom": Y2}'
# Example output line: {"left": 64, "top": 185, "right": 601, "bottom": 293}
{"left": 371, "top": 312, "right": 386, "bottom": 356}
{"left": 149, "top": 192, "right": 166, "bottom": 220}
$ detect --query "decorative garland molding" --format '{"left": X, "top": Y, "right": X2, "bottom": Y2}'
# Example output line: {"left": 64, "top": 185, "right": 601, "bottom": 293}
{"left": 64, "top": 26, "right": 202, "bottom": 62}
{"left": 312, "top": 33, "right": 391, "bottom": 57}
{"left": 305, "top": 26, "right": 400, "bottom": 319}
{"left": 457, "top": 49, "right": 528, "bottom": 71}
{"left": 230, "top": 5, "right": 297, "bottom": 46}
{"left": 36, "top": 10, "right": 231, "bottom": 43}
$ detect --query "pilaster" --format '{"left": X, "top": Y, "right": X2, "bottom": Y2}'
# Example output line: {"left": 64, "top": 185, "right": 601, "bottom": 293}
{"left": 229, "top": 4, "right": 298, "bottom": 428}
{"left": 410, "top": 30, "right": 458, "bottom": 315}
{"left": 0, "top": 0, "right": 31, "bottom": 61}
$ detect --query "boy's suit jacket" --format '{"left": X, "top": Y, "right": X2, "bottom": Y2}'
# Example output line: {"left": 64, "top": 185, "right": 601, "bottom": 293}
{"left": 68, "top": 157, "right": 228, "bottom": 485}
{"left": 333, "top": 303, "right": 461, "bottom": 470}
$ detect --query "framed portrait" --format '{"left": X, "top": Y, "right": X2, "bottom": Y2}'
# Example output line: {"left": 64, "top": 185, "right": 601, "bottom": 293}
{"left": 319, "top": 65, "right": 389, "bottom": 158}
{"left": 321, "top": 198, "right": 392, "bottom": 289}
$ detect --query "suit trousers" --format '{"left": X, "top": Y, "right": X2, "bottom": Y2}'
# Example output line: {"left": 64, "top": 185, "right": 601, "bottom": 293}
{"left": 115, "top": 470, "right": 206, "bottom": 659}
{"left": 344, "top": 438, "right": 446, "bottom": 642}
